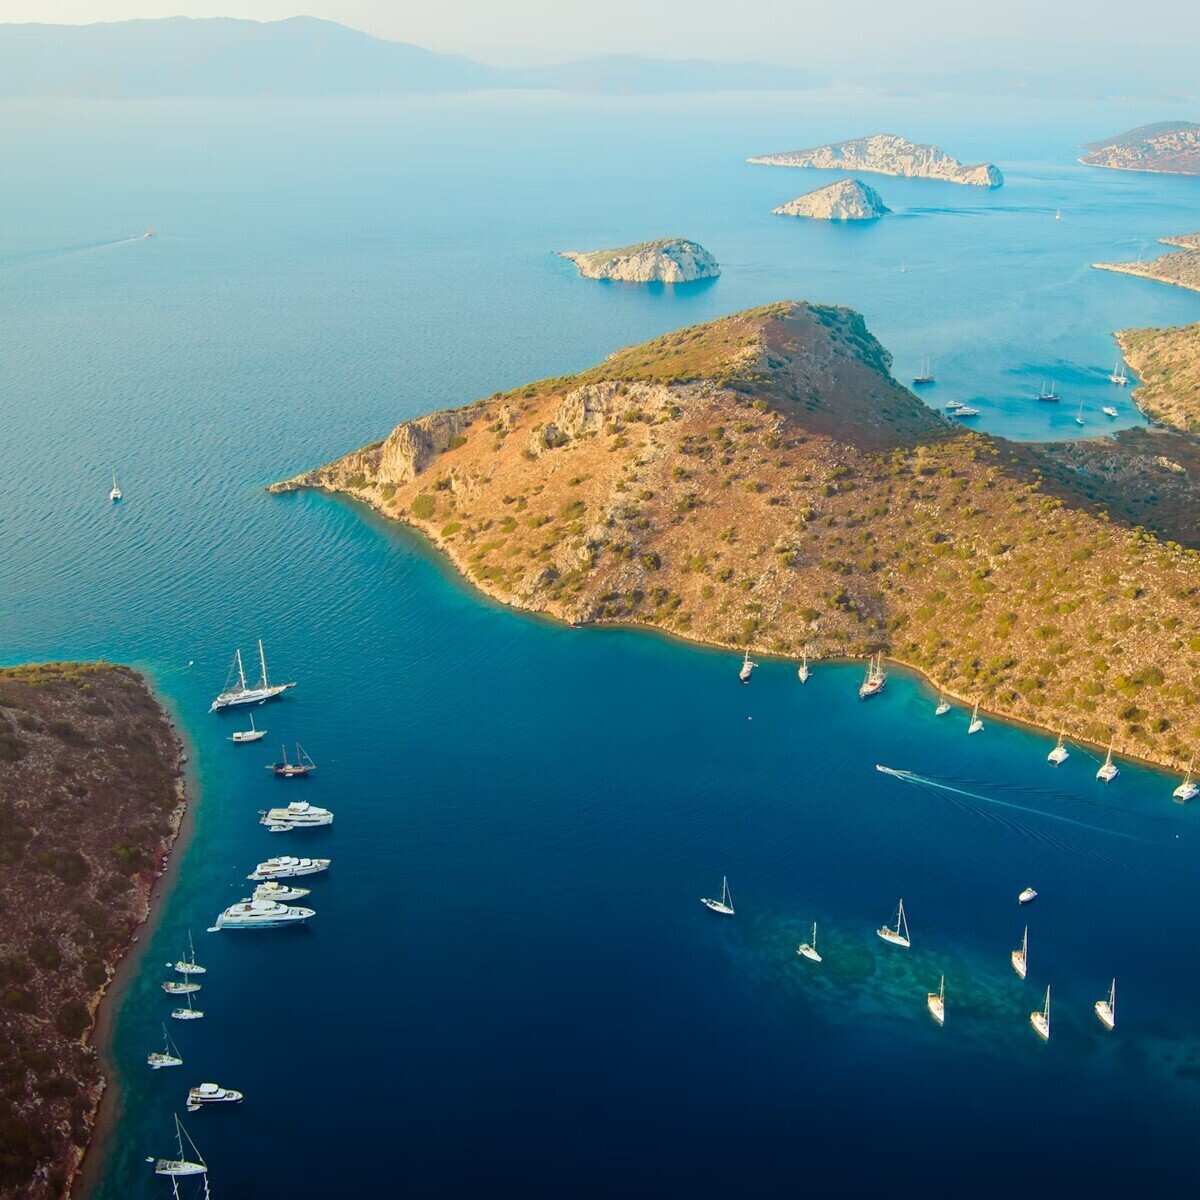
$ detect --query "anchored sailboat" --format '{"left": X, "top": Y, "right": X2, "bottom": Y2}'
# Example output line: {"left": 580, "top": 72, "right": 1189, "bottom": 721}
{"left": 209, "top": 639, "right": 295, "bottom": 712}
{"left": 171, "top": 993, "right": 203, "bottom": 1021}
{"left": 267, "top": 743, "right": 316, "bottom": 778}
{"left": 1074, "top": 399, "right": 1085, "bottom": 427}
{"left": 1173, "top": 754, "right": 1198, "bottom": 802}
{"left": 739, "top": 650, "right": 757, "bottom": 684}
{"left": 927, "top": 974, "right": 945, "bottom": 1025}
{"left": 877, "top": 899, "right": 910, "bottom": 947}
{"left": 109, "top": 472, "right": 122, "bottom": 503}
{"left": 1011, "top": 926, "right": 1028, "bottom": 979}
{"left": 700, "top": 876, "right": 735, "bottom": 916}
{"left": 1030, "top": 986, "right": 1051, "bottom": 1041}
{"left": 967, "top": 701, "right": 983, "bottom": 735}
{"left": 1094, "top": 979, "right": 1116, "bottom": 1031}
{"left": 147, "top": 1025, "right": 183, "bottom": 1070}
{"left": 168, "top": 931, "right": 205, "bottom": 976}
{"left": 1109, "top": 362, "right": 1128, "bottom": 386}
{"left": 858, "top": 653, "right": 886, "bottom": 699}
{"left": 1035, "top": 380, "right": 1060, "bottom": 402}
{"left": 913, "top": 356, "right": 936, "bottom": 386}
{"left": 148, "top": 1114, "right": 208, "bottom": 1178}
{"left": 1096, "top": 737, "right": 1119, "bottom": 783}
{"left": 797, "top": 922, "right": 822, "bottom": 962}
{"left": 935, "top": 691, "right": 951, "bottom": 716}
{"left": 231, "top": 714, "right": 266, "bottom": 743}
{"left": 798, "top": 645, "right": 810, "bottom": 684}
{"left": 1047, "top": 728, "right": 1069, "bottom": 765}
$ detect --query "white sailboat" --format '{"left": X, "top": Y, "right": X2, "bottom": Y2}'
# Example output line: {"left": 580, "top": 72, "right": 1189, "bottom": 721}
{"left": 1096, "top": 737, "right": 1119, "bottom": 783}
{"left": 162, "top": 979, "right": 200, "bottom": 995}
{"left": 1173, "top": 754, "right": 1198, "bottom": 802}
{"left": 209, "top": 639, "right": 295, "bottom": 712}
{"left": 148, "top": 1114, "right": 209, "bottom": 1182}
{"left": 1030, "top": 985, "right": 1051, "bottom": 1041}
{"left": 1074, "top": 399, "right": 1085, "bottom": 427}
{"left": 109, "top": 472, "right": 122, "bottom": 503}
{"left": 168, "top": 931, "right": 205, "bottom": 976}
{"left": 230, "top": 713, "right": 266, "bottom": 743}
{"left": 796, "top": 922, "right": 822, "bottom": 962}
{"left": 147, "top": 1025, "right": 183, "bottom": 1070}
{"left": 1011, "top": 926, "right": 1028, "bottom": 979}
{"left": 913, "top": 356, "right": 935, "bottom": 386}
{"left": 927, "top": 974, "right": 945, "bottom": 1025}
{"left": 700, "top": 876, "right": 734, "bottom": 916}
{"left": 877, "top": 899, "right": 910, "bottom": 947}
{"left": 1047, "top": 728, "right": 1069, "bottom": 765}
{"left": 1109, "top": 362, "right": 1128, "bottom": 386}
{"left": 935, "top": 691, "right": 951, "bottom": 716}
{"left": 171, "top": 993, "right": 204, "bottom": 1021}
{"left": 967, "top": 701, "right": 983, "bottom": 735}
{"left": 739, "top": 650, "right": 757, "bottom": 684}
{"left": 858, "top": 653, "right": 887, "bottom": 699}
{"left": 798, "top": 645, "right": 810, "bottom": 684}
{"left": 1036, "top": 380, "right": 1060, "bottom": 402}
{"left": 1094, "top": 978, "right": 1116, "bottom": 1031}
{"left": 1054, "top": 208, "right": 1062, "bottom": 221}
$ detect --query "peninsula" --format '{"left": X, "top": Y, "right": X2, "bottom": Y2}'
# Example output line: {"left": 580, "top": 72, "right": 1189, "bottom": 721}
{"left": 273, "top": 302, "right": 1200, "bottom": 769}
{"left": 748, "top": 134, "right": 1003, "bottom": 187}
{"left": 1117, "top": 322, "right": 1200, "bottom": 435}
{"left": 1093, "top": 233, "right": 1200, "bottom": 295}
{"left": 0, "top": 662, "right": 184, "bottom": 1200}
{"left": 772, "top": 179, "right": 890, "bottom": 221}
{"left": 1079, "top": 122, "right": 1200, "bottom": 174}
{"left": 557, "top": 239, "right": 719, "bottom": 284}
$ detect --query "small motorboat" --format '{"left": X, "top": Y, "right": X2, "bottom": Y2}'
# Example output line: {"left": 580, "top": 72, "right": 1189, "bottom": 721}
{"left": 1102, "top": 406, "right": 1118, "bottom": 418}
{"left": 187, "top": 1082, "right": 243, "bottom": 1111}
{"left": 1018, "top": 886, "right": 1038, "bottom": 905}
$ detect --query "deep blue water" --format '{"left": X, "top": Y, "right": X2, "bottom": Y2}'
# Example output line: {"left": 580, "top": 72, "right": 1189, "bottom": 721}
{"left": 2, "top": 88, "right": 1200, "bottom": 1198}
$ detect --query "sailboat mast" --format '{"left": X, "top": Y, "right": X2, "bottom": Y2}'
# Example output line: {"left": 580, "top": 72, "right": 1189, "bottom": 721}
{"left": 258, "top": 638, "right": 269, "bottom": 689}
{"left": 235, "top": 649, "right": 247, "bottom": 691}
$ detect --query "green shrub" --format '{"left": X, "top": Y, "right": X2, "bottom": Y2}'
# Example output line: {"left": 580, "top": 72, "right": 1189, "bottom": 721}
{"left": 410, "top": 494, "right": 436, "bottom": 520}
{"left": 55, "top": 999, "right": 90, "bottom": 1040}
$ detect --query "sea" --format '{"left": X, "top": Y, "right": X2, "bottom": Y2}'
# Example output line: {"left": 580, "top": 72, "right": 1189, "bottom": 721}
{"left": 2, "top": 87, "right": 1200, "bottom": 1199}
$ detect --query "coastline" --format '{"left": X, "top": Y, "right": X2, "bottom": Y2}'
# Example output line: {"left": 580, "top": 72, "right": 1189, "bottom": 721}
{"left": 283, "top": 483, "right": 1191, "bottom": 783}
{"left": 1076, "top": 158, "right": 1200, "bottom": 176}
{"left": 1092, "top": 260, "right": 1200, "bottom": 295}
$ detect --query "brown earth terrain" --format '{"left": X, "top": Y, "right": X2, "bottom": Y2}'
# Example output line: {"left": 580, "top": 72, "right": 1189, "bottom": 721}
{"left": 1118, "top": 322, "right": 1200, "bottom": 435}
{"left": 272, "top": 302, "right": 1200, "bottom": 770}
{"left": 1079, "top": 122, "right": 1200, "bottom": 174}
{"left": 1094, "top": 237, "right": 1200, "bottom": 295}
{"left": 0, "top": 663, "right": 184, "bottom": 1200}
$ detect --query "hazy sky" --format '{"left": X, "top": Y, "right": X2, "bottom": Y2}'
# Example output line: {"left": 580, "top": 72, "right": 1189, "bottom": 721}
{"left": 3, "top": 0, "right": 1197, "bottom": 66}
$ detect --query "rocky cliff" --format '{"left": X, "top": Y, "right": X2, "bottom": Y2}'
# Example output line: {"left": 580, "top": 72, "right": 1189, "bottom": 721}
{"left": 273, "top": 302, "right": 1200, "bottom": 769}
{"left": 772, "top": 178, "right": 890, "bottom": 220}
{"left": 749, "top": 133, "right": 1003, "bottom": 187}
{"left": 1079, "top": 122, "right": 1200, "bottom": 174}
{"left": 558, "top": 238, "right": 719, "bottom": 283}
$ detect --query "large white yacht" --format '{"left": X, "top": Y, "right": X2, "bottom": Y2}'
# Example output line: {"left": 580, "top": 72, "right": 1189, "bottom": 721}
{"left": 211, "top": 898, "right": 315, "bottom": 930}
{"left": 253, "top": 880, "right": 311, "bottom": 903}
{"left": 247, "top": 855, "right": 330, "bottom": 880}
{"left": 187, "top": 1082, "right": 244, "bottom": 1111}
{"left": 259, "top": 801, "right": 333, "bottom": 832}
{"left": 209, "top": 639, "right": 295, "bottom": 712}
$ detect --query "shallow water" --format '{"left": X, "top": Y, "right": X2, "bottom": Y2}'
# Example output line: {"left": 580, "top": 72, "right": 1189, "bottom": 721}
{"left": 2, "top": 88, "right": 1199, "bottom": 1198}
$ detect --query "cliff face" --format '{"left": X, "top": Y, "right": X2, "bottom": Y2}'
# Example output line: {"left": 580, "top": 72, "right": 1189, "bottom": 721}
{"left": 273, "top": 302, "right": 1200, "bottom": 768}
{"left": 772, "top": 178, "right": 890, "bottom": 220}
{"left": 749, "top": 133, "right": 1003, "bottom": 187}
{"left": 1080, "top": 122, "right": 1200, "bottom": 174}
{"left": 558, "top": 238, "right": 719, "bottom": 283}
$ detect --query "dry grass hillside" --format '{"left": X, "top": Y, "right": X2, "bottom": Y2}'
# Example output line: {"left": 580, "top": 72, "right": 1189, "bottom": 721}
{"left": 1118, "top": 322, "right": 1200, "bottom": 435}
{"left": 0, "top": 663, "right": 183, "bottom": 1200}
{"left": 274, "top": 302, "right": 1200, "bottom": 768}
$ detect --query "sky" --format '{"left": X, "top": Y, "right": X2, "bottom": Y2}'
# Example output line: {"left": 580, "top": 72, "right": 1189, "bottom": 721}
{"left": 2, "top": 0, "right": 1198, "bottom": 68}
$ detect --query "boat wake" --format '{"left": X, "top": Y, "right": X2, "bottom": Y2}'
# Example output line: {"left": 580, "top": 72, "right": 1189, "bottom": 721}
{"left": 1, "top": 233, "right": 151, "bottom": 270}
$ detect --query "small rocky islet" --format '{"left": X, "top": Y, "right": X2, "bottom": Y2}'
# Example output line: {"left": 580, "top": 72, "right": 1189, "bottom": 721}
{"left": 557, "top": 238, "right": 719, "bottom": 283}
{"left": 772, "top": 178, "right": 890, "bottom": 221}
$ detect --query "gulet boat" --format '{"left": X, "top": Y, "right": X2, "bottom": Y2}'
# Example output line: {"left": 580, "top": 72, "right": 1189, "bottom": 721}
{"left": 209, "top": 639, "right": 295, "bottom": 712}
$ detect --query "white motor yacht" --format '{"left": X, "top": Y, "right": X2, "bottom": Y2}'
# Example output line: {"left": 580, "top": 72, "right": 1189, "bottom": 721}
{"left": 259, "top": 800, "right": 333, "bottom": 831}
{"left": 253, "top": 880, "right": 311, "bottom": 903}
{"left": 210, "top": 898, "right": 315, "bottom": 930}
{"left": 187, "top": 1082, "right": 243, "bottom": 1111}
{"left": 1018, "top": 886, "right": 1038, "bottom": 905}
{"left": 247, "top": 855, "right": 330, "bottom": 880}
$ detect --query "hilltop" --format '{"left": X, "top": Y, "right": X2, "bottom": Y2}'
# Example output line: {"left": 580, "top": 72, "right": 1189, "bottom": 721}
{"left": 772, "top": 179, "right": 891, "bottom": 221}
{"left": 0, "top": 663, "right": 184, "bottom": 1200}
{"left": 748, "top": 134, "right": 1003, "bottom": 187}
{"left": 558, "top": 239, "right": 720, "bottom": 284}
{"left": 1118, "top": 322, "right": 1200, "bottom": 435}
{"left": 1079, "top": 122, "right": 1200, "bottom": 174}
{"left": 1094, "top": 232, "right": 1200, "bottom": 294}
{"left": 273, "top": 303, "right": 1200, "bottom": 768}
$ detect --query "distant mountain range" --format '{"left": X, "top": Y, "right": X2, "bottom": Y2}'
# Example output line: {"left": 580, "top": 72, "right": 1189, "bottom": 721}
{"left": 0, "top": 16, "right": 820, "bottom": 98}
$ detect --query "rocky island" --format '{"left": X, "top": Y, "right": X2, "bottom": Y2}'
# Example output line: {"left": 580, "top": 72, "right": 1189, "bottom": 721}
{"left": 273, "top": 302, "right": 1200, "bottom": 769}
{"left": 772, "top": 178, "right": 890, "bottom": 221}
{"left": 748, "top": 134, "right": 1003, "bottom": 187}
{"left": 1117, "top": 322, "right": 1200, "bottom": 435}
{"left": 1079, "top": 122, "right": 1200, "bottom": 174}
{"left": 557, "top": 238, "right": 719, "bottom": 283}
{"left": 1094, "top": 232, "right": 1200, "bottom": 295}
{"left": 0, "top": 662, "right": 184, "bottom": 1200}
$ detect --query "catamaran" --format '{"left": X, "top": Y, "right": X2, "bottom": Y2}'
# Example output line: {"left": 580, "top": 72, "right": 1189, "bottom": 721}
{"left": 877, "top": 899, "right": 910, "bottom": 947}
{"left": 968, "top": 701, "right": 983, "bottom": 735}
{"left": 209, "top": 639, "right": 295, "bottom": 712}
{"left": 168, "top": 931, "right": 205, "bottom": 976}
{"left": 796, "top": 922, "right": 822, "bottom": 962}
{"left": 1011, "top": 926, "right": 1028, "bottom": 979}
{"left": 1094, "top": 979, "right": 1116, "bottom": 1031}
{"left": 109, "top": 472, "right": 122, "bottom": 503}
{"left": 1048, "top": 728, "right": 1069, "bottom": 765}
{"left": 700, "top": 876, "right": 735, "bottom": 916}
{"left": 259, "top": 800, "right": 333, "bottom": 831}
{"left": 1173, "top": 754, "right": 1198, "bottom": 802}
{"left": 187, "top": 1082, "right": 243, "bottom": 1111}
{"left": 171, "top": 993, "right": 203, "bottom": 1021}
{"left": 231, "top": 714, "right": 266, "bottom": 743}
{"left": 1109, "top": 362, "right": 1128, "bottom": 386}
{"left": 210, "top": 898, "right": 315, "bottom": 930}
{"left": 267, "top": 743, "right": 316, "bottom": 778}
{"left": 859, "top": 654, "right": 886, "bottom": 699}
{"left": 798, "top": 645, "right": 810, "bottom": 684}
{"left": 148, "top": 1114, "right": 207, "bottom": 1177}
{"left": 739, "top": 650, "right": 757, "bottom": 684}
{"left": 247, "top": 855, "right": 329, "bottom": 880}
{"left": 147, "top": 1025, "right": 183, "bottom": 1070}
{"left": 913, "top": 356, "right": 935, "bottom": 386}
{"left": 935, "top": 691, "right": 951, "bottom": 716}
{"left": 1035, "top": 380, "right": 1060, "bottom": 402}
{"left": 927, "top": 975, "right": 945, "bottom": 1025}
{"left": 1030, "top": 986, "right": 1051, "bottom": 1041}
{"left": 1096, "top": 737, "right": 1119, "bottom": 783}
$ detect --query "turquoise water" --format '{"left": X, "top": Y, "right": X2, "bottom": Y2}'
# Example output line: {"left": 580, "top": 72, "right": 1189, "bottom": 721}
{"left": 2, "top": 89, "right": 1200, "bottom": 1197}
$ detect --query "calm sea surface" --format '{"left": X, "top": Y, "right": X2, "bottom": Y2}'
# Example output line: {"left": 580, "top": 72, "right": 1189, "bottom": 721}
{"left": 2, "top": 89, "right": 1200, "bottom": 1198}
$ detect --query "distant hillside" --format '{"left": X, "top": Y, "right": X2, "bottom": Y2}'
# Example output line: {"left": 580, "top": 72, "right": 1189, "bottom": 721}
{"left": 1093, "top": 231, "right": 1200, "bottom": 295}
{"left": 1118, "top": 323, "right": 1200, "bottom": 435}
{"left": 272, "top": 302, "right": 1200, "bottom": 769}
{"left": 0, "top": 17, "right": 818, "bottom": 98}
{"left": 1079, "top": 122, "right": 1200, "bottom": 174}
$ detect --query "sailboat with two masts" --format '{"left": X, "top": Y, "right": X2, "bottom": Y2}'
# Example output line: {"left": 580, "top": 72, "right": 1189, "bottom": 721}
{"left": 1030, "top": 986, "right": 1051, "bottom": 1041}
{"left": 1109, "top": 362, "right": 1128, "bottom": 386}
{"left": 913, "top": 356, "right": 936, "bottom": 386}
{"left": 797, "top": 922, "right": 822, "bottom": 962}
{"left": 209, "top": 639, "right": 295, "bottom": 712}
{"left": 1173, "top": 754, "right": 1198, "bottom": 802}
{"left": 1035, "top": 380, "right": 1060, "bottom": 402}
{"left": 877, "top": 899, "right": 910, "bottom": 947}
{"left": 1096, "top": 737, "right": 1119, "bottom": 783}
{"left": 927, "top": 975, "right": 945, "bottom": 1025}
{"left": 858, "top": 653, "right": 887, "bottom": 699}
{"left": 700, "top": 876, "right": 735, "bottom": 916}
{"left": 1095, "top": 979, "right": 1116, "bottom": 1031}
{"left": 1011, "top": 926, "right": 1028, "bottom": 979}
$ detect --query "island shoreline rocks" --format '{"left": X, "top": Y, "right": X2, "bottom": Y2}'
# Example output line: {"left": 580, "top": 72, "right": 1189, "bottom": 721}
{"left": 1093, "top": 232, "right": 1200, "bottom": 295}
{"left": 772, "top": 178, "right": 890, "bottom": 221}
{"left": 1079, "top": 122, "right": 1200, "bottom": 175}
{"left": 271, "top": 302, "right": 1200, "bottom": 775}
{"left": 749, "top": 133, "right": 1003, "bottom": 187}
{"left": 557, "top": 238, "right": 719, "bottom": 283}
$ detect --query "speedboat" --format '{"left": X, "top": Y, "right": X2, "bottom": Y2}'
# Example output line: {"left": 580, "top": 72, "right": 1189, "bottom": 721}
{"left": 187, "top": 1082, "right": 243, "bottom": 1111}
{"left": 253, "top": 880, "right": 311, "bottom": 903}
{"left": 1018, "top": 886, "right": 1038, "bottom": 904}
{"left": 247, "top": 855, "right": 330, "bottom": 880}
{"left": 210, "top": 898, "right": 315, "bottom": 930}
{"left": 1102, "top": 406, "right": 1119, "bottom": 418}
{"left": 259, "top": 800, "right": 333, "bottom": 831}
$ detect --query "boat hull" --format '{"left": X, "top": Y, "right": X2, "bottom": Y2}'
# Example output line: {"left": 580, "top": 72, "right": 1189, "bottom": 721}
{"left": 877, "top": 929, "right": 910, "bottom": 947}
{"left": 797, "top": 946, "right": 822, "bottom": 962}
{"left": 700, "top": 899, "right": 734, "bottom": 915}
{"left": 1094, "top": 1002, "right": 1115, "bottom": 1030}
{"left": 1011, "top": 952, "right": 1027, "bottom": 979}
{"left": 927, "top": 997, "right": 944, "bottom": 1025}
{"left": 209, "top": 682, "right": 295, "bottom": 712}
{"left": 1030, "top": 1013, "right": 1050, "bottom": 1041}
